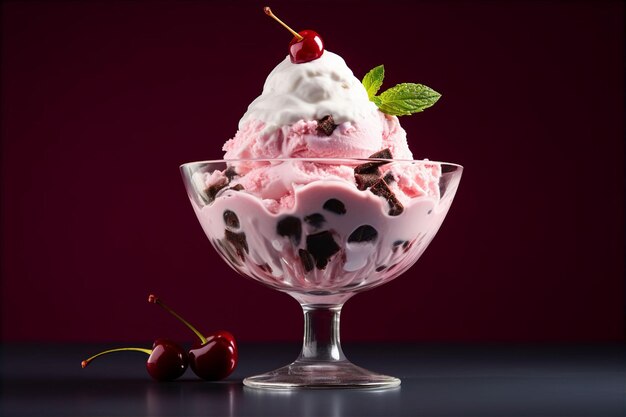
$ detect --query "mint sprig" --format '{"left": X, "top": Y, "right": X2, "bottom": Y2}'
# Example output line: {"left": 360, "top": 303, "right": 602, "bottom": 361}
{"left": 361, "top": 65, "right": 441, "bottom": 116}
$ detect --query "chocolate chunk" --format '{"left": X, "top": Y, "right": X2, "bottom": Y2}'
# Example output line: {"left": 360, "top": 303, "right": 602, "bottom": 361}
{"left": 354, "top": 163, "right": 380, "bottom": 175}
{"left": 257, "top": 263, "right": 273, "bottom": 273}
{"left": 387, "top": 200, "right": 404, "bottom": 216}
{"left": 205, "top": 177, "right": 228, "bottom": 204}
{"left": 376, "top": 265, "right": 387, "bottom": 272}
{"left": 392, "top": 239, "right": 413, "bottom": 254}
{"left": 223, "top": 210, "right": 240, "bottom": 229}
{"left": 383, "top": 171, "right": 395, "bottom": 184}
{"left": 224, "top": 166, "right": 238, "bottom": 181}
{"left": 304, "top": 213, "right": 325, "bottom": 229}
{"left": 224, "top": 230, "right": 248, "bottom": 261}
{"left": 299, "top": 249, "right": 315, "bottom": 272}
{"left": 229, "top": 184, "right": 244, "bottom": 192}
{"left": 348, "top": 225, "right": 378, "bottom": 243}
{"left": 276, "top": 216, "right": 302, "bottom": 246}
{"left": 370, "top": 179, "right": 404, "bottom": 216}
{"left": 354, "top": 148, "right": 394, "bottom": 174}
{"left": 369, "top": 148, "right": 393, "bottom": 160}
{"left": 355, "top": 172, "right": 380, "bottom": 190}
{"left": 225, "top": 230, "right": 248, "bottom": 259}
{"left": 306, "top": 231, "right": 340, "bottom": 270}
{"left": 323, "top": 199, "right": 346, "bottom": 215}
{"left": 392, "top": 240, "right": 407, "bottom": 252}
{"left": 316, "top": 115, "right": 337, "bottom": 136}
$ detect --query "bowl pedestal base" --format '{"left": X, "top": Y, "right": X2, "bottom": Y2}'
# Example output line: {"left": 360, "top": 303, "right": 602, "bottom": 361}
{"left": 243, "top": 304, "right": 400, "bottom": 389}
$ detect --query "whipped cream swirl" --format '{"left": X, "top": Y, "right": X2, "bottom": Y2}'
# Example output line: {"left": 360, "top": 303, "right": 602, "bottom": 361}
{"left": 239, "top": 51, "right": 379, "bottom": 132}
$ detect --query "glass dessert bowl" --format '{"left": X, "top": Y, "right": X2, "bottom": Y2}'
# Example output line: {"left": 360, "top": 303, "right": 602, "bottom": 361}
{"left": 181, "top": 158, "right": 462, "bottom": 389}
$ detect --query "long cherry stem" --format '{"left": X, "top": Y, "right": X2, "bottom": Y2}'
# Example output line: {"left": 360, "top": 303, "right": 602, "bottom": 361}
{"left": 263, "top": 7, "right": 303, "bottom": 41}
{"left": 81, "top": 347, "right": 152, "bottom": 368}
{"left": 148, "top": 294, "right": 207, "bottom": 344}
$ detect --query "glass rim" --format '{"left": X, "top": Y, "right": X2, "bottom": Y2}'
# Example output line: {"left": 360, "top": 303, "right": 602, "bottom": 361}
{"left": 180, "top": 158, "right": 463, "bottom": 169}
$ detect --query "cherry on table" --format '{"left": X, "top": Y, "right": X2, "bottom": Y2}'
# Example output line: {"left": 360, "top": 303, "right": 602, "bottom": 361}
{"left": 148, "top": 294, "right": 238, "bottom": 381}
{"left": 81, "top": 338, "right": 188, "bottom": 381}
{"left": 264, "top": 7, "right": 324, "bottom": 63}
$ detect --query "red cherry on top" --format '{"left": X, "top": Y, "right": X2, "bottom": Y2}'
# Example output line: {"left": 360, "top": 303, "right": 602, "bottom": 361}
{"left": 264, "top": 7, "right": 324, "bottom": 64}
{"left": 289, "top": 30, "right": 324, "bottom": 64}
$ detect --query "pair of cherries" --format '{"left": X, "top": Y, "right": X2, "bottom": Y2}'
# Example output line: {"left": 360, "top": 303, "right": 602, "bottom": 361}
{"left": 81, "top": 295, "right": 238, "bottom": 382}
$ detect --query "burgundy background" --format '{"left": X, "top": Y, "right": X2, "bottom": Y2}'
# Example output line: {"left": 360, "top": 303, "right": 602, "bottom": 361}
{"left": 1, "top": 1, "right": 623, "bottom": 343}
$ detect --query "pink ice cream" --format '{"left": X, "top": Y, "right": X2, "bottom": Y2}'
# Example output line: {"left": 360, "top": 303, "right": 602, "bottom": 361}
{"left": 224, "top": 112, "right": 410, "bottom": 160}
{"left": 216, "top": 51, "right": 436, "bottom": 213}
{"left": 223, "top": 51, "right": 413, "bottom": 161}
{"left": 183, "top": 50, "right": 460, "bottom": 303}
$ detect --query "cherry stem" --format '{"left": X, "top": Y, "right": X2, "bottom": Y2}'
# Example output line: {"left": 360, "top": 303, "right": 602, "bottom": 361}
{"left": 81, "top": 347, "right": 152, "bottom": 368}
{"left": 263, "top": 7, "right": 303, "bottom": 41}
{"left": 148, "top": 294, "right": 207, "bottom": 344}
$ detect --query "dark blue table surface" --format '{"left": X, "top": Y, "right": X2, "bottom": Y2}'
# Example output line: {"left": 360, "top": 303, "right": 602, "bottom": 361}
{"left": 1, "top": 343, "right": 624, "bottom": 417}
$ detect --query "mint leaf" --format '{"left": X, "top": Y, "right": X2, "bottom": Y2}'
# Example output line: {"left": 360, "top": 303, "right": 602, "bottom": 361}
{"left": 362, "top": 64, "right": 441, "bottom": 116}
{"left": 361, "top": 65, "right": 384, "bottom": 99}
{"left": 377, "top": 83, "right": 441, "bottom": 116}
{"left": 371, "top": 96, "right": 382, "bottom": 107}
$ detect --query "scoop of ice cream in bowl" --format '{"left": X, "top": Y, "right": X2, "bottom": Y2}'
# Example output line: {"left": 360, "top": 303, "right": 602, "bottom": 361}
{"left": 183, "top": 157, "right": 460, "bottom": 303}
{"left": 180, "top": 48, "right": 462, "bottom": 389}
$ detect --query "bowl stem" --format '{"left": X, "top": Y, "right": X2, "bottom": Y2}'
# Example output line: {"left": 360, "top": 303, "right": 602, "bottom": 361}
{"left": 299, "top": 304, "right": 345, "bottom": 362}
